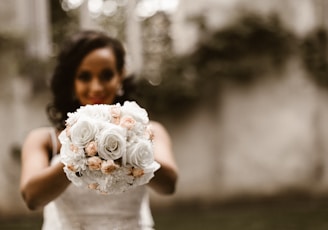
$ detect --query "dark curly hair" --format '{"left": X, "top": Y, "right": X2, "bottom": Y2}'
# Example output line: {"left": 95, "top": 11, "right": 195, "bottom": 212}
{"left": 46, "top": 30, "right": 130, "bottom": 130}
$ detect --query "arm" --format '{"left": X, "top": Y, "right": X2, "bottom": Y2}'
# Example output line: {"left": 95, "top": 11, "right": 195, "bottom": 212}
{"left": 20, "top": 128, "right": 70, "bottom": 210}
{"left": 148, "top": 121, "right": 178, "bottom": 195}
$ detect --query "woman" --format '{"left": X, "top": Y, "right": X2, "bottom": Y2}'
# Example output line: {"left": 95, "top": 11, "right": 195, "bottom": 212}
{"left": 20, "top": 30, "right": 178, "bottom": 230}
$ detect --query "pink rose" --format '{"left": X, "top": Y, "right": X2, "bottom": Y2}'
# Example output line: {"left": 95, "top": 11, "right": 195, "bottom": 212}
{"left": 70, "top": 144, "right": 79, "bottom": 153}
{"left": 67, "top": 164, "right": 76, "bottom": 172}
{"left": 110, "top": 106, "right": 121, "bottom": 125}
{"left": 132, "top": 167, "right": 144, "bottom": 178}
{"left": 120, "top": 115, "right": 136, "bottom": 130}
{"left": 87, "top": 156, "right": 102, "bottom": 171}
{"left": 85, "top": 141, "right": 98, "bottom": 156}
{"left": 88, "top": 183, "right": 99, "bottom": 190}
{"left": 101, "top": 159, "right": 119, "bottom": 174}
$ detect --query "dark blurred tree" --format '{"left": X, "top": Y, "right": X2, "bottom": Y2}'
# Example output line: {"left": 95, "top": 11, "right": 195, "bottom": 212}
{"left": 134, "top": 13, "right": 300, "bottom": 117}
{"left": 301, "top": 28, "right": 328, "bottom": 88}
{"left": 190, "top": 14, "right": 299, "bottom": 86}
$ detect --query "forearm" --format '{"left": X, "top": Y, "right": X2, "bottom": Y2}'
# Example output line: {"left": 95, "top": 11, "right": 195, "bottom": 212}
{"left": 147, "top": 121, "right": 178, "bottom": 194}
{"left": 21, "top": 162, "right": 70, "bottom": 210}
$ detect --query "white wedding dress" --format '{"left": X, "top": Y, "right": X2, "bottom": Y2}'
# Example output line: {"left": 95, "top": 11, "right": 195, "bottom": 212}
{"left": 42, "top": 129, "right": 155, "bottom": 230}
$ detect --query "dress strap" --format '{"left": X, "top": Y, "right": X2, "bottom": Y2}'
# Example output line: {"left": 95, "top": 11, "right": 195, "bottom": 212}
{"left": 49, "top": 128, "right": 58, "bottom": 157}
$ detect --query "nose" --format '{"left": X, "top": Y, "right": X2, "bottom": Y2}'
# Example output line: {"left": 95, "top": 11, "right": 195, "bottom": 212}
{"left": 90, "top": 78, "right": 103, "bottom": 92}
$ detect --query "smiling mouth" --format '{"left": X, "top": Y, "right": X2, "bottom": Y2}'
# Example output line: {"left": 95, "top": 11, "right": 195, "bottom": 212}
{"left": 89, "top": 97, "right": 106, "bottom": 104}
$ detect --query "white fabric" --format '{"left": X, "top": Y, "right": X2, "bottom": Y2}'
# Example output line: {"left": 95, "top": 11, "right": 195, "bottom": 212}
{"left": 42, "top": 129, "right": 154, "bottom": 230}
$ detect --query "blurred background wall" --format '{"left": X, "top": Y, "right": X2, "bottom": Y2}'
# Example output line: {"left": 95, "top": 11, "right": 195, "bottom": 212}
{"left": 1, "top": 0, "right": 328, "bottom": 218}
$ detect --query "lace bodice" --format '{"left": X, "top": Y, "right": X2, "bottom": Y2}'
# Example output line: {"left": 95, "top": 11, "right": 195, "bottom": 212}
{"left": 42, "top": 129, "right": 154, "bottom": 230}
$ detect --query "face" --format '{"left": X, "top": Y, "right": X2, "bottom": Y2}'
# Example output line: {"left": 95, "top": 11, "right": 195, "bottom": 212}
{"left": 74, "top": 47, "right": 123, "bottom": 105}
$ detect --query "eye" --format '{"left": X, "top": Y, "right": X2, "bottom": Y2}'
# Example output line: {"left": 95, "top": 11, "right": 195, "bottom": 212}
{"left": 76, "top": 71, "right": 91, "bottom": 82}
{"left": 99, "top": 69, "right": 114, "bottom": 82}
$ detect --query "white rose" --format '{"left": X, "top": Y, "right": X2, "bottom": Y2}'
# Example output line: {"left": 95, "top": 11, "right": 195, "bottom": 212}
{"left": 121, "top": 101, "right": 149, "bottom": 124}
{"left": 58, "top": 129, "right": 70, "bottom": 145}
{"left": 79, "top": 104, "right": 111, "bottom": 121}
{"left": 66, "top": 111, "right": 79, "bottom": 126}
{"left": 70, "top": 117, "right": 98, "bottom": 148}
{"left": 96, "top": 124, "right": 126, "bottom": 161}
{"left": 59, "top": 131, "right": 85, "bottom": 161}
{"left": 126, "top": 138, "right": 154, "bottom": 169}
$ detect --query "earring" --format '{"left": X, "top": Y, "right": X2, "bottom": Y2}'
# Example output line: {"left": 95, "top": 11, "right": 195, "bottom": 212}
{"left": 116, "top": 85, "right": 124, "bottom": 96}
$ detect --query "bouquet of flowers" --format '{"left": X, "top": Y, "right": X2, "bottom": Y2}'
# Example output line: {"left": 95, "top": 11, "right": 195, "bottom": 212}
{"left": 59, "top": 101, "right": 160, "bottom": 194}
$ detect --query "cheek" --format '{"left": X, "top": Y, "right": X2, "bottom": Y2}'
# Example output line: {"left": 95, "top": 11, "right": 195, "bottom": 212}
{"left": 105, "top": 83, "right": 118, "bottom": 93}
{"left": 74, "top": 82, "right": 81, "bottom": 94}
{"left": 74, "top": 82, "right": 87, "bottom": 97}
{"left": 105, "top": 78, "right": 121, "bottom": 93}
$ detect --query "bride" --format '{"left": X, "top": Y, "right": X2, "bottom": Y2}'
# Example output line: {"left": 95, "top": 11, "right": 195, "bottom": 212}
{"left": 19, "top": 30, "right": 178, "bottom": 230}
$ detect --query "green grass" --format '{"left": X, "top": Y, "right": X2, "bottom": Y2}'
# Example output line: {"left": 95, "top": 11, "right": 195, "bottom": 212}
{"left": 2, "top": 197, "right": 328, "bottom": 229}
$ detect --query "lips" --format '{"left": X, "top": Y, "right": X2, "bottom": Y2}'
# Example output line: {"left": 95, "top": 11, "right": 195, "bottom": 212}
{"left": 88, "top": 97, "right": 106, "bottom": 104}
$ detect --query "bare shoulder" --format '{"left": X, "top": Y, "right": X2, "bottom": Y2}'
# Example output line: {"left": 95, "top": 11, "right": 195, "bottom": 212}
{"left": 23, "top": 127, "right": 54, "bottom": 150}
{"left": 149, "top": 120, "right": 164, "bottom": 129}
{"left": 149, "top": 120, "right": 168, "bottom": 134}
{"left": 149, "top": 120, "right": 171, "bottom": 142}
{"left": 25, "top": 127, "right": 53, "bottom": 141}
